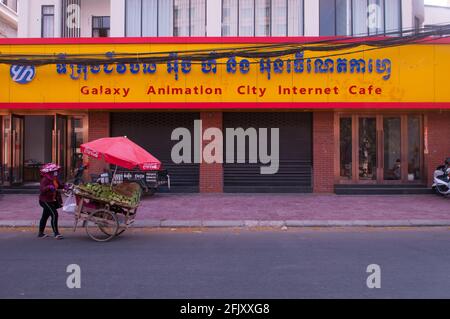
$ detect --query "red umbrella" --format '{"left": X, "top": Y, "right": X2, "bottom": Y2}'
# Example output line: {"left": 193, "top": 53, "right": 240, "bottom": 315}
{"left": 81, "top": 137, "right": 162, "bottom": 171}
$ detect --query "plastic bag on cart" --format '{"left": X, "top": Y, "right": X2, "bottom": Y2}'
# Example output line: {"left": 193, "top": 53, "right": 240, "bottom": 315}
{"left": 62, "top": 194, "right": 77, "bottom": 214}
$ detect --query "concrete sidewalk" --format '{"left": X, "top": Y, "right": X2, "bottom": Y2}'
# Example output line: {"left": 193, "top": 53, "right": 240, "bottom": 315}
{"left": 0, "top": 193, "right": 449, "bottom": 228}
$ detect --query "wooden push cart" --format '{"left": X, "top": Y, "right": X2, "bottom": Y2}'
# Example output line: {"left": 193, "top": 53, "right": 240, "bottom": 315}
{"left": 73, "top": 186, "right": 141, "bottom": 242}
{"left": 74, "top": 136, "right": 162, "bottom": 241}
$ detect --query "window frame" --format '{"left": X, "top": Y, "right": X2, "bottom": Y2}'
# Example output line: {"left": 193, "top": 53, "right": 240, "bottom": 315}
{"left": 334, "top": 112, "right": 424, "bottom": 184}
{"left": 92, "top": 16, "right": 111, "bottom": 38}
{"left": 41, "top": 5, "right": 55, "bottom": 38}
{"left": 384, "top": 0, "right": 403, "bottom": 36}
{"left": 1, "top": 0, "right": 17, "bottom": 11}
{"left": 173, "top": 0, "right": 207, "bottom": 37}
{"left": 125, "top": 0, "right": 207, "bottom": 37}
{"left": 221, "top": 0, "right": 305, "bottom": 37}
{"left": 320, "top": 0, "right": 402, "bottom": 37}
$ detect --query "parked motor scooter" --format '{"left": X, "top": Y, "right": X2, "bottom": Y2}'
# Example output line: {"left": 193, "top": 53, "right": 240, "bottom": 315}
{"left": 432, "top": 158, "right": 450, "bottom": 196}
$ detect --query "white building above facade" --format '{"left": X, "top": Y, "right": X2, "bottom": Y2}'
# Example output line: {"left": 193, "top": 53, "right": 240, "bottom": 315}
{"left": 17, "top": 0, "right": 425, "bottom": 38}
{"left": 424, "top": 3, "right": 450, "bottom": 26}
{"left": 0, "top": 0, "right": 18, "bottom": 37}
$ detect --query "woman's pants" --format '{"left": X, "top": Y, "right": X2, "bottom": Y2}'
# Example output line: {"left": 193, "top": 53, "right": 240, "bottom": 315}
{"left": 39, "top": 201, "right": 60, "bottom": 236}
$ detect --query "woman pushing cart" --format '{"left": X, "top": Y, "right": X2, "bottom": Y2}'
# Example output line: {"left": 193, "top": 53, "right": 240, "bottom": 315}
{"left": 65, "top": 136, "right": 163, "bottom": 242}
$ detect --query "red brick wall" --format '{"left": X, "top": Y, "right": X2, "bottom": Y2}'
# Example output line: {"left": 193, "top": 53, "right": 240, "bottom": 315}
{"left": 200, "top": 112, "right": 223, "bottom": 193}
{"left": 87, "top": 112, "right": 110, "bottom": 176}
{"left": 313, "top": 112, "right": 335, "bottom": 193}
{"left": 83, "top": 110, "right": 448, "bottom": 193}
{"left": 426, "top": 111, "right": 450, "bottom": 186}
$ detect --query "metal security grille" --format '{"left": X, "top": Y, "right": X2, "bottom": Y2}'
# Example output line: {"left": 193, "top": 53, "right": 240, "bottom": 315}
{"left": 111, "top": 112, "right": 200, "bottom": 193}
{"left": 223, "top": 112, "right": 312, "bottom": 193}
{"left": 62, "top": 0, "right": 81, "bottom": 38}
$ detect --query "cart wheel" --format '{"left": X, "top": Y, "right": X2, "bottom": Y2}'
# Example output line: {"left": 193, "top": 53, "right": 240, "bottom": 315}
{"left": 115, "top": 228, "right": 126, "bottom": 236}
{"left": 85, "top": 210, "right": 119, "bottom": 242}
{"left": 113, "top": 214, "right": 128, "bottom": 237}
{"left": 100, "top": 224, "right": 126, "bottom": 237}
{"left": 98, "top": 224, "right": 126, "bottom": 237}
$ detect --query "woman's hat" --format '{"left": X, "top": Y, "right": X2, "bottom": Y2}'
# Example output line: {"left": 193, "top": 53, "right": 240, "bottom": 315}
{"left": 40, "top": 163, "right": 61, "bottom": 174}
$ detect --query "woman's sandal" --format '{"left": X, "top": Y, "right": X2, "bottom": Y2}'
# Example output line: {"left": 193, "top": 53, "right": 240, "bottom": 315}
{"left": 55, "top": 234, "right": 64, "bottom": 240}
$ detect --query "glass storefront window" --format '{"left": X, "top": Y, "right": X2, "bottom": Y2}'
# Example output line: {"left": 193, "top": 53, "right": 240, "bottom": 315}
{"left": 359, "top": 117, "right": 377, "bottom": 180}
{"left": 68, "top": 117, "right": 86, "bottom": 178}
{"left": 1, "top": 116, "right": 9, "bottom": 184}
{"left": 340, "top": 114, "right": 423, "bottom": 184}
{"left": 1, "top": 114, "right": 86, "bottom": 186}
{"left": 0, "top": 116, "right": 2, "bottom": 185}
{"left": 408, "top": 116, "right": 421, "bottom": 181}
{"left": 2, "top": 117, "right": 11, "bottom": 183}
{"left": 11, "top": 116, "right": 24, "bottom": 184}
{"left": 340, "top": 117, "right": 352, "bottom": 179}
{"left": 383, "top": 117, "right": 401, "bottom": 180}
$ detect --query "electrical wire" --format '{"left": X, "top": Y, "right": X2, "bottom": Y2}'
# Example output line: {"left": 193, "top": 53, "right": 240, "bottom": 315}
{"left": 0, "top": 24, "right": 449, "bottom": 66}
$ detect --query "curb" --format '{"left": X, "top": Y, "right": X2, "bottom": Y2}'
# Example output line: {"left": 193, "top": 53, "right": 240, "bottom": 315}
{"left": 1, "top": 219, "right": 450, "bottom": 228}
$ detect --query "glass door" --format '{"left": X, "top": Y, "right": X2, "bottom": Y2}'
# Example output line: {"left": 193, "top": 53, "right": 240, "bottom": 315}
{"left": 338, "top": 114, "right": 423, "bottom": 184}
{"left": 1, "top": 116, "right": 6, "bottom": 185}
{"left": 339, "top": 117, "right": 353, "bottom": 180}
{"left": 382, "top": 117, "right": 402, "bottom": 181}
{"left": 53, "top": 114, "right": 68, "bottom": 180}
{"left": 407, "top": 116, "right": 422, "bottom": 182}
{"left": 67, "top": 116, "right": 86, "bottom": 179}
{"left": 381, "top": 115, "right": 423, "bottom": 183}
{"left": 11, "top": 115, "right": 24, "bottom": 185}
{"left": 2, "top": 116, "right": 12, "bottom": 184}
{"left": 358, "top": 117, "right": 377, "bottom": 182}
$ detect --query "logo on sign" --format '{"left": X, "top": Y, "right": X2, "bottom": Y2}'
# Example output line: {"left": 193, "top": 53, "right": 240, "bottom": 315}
{"left": 10, "top": 65, "right": 36, "bottom": 84}
{"left": 142, "top": 163, "right": 160, "bottom": 170}
{"left": 83, "top": 148, "right": 99, "bottom": 158}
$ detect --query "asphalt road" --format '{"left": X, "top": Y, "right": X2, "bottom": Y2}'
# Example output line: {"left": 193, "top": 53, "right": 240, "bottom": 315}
{"left": 1, "top": 228, "right": 450, "bottom": 299}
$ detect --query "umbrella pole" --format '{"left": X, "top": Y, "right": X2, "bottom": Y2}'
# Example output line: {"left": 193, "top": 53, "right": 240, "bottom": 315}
{"left": 111, "top": 165, "right": 118, "bottom": 189}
